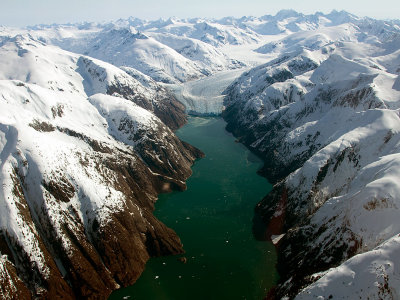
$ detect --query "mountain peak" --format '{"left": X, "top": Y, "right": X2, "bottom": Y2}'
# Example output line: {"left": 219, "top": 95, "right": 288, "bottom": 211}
{"left": 275, "top": 9, "right": 301, "bottom": 19}
{"left": 326, "top": 9, "right": 359, "bottom": 23}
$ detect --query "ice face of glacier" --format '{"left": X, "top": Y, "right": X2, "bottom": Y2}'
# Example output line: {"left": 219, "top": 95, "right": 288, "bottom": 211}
{"left": 169, "top": 68, "right": 249, "bottom": 115}
{"left": 1, "top": 9, "right": 400, "bottom": 299}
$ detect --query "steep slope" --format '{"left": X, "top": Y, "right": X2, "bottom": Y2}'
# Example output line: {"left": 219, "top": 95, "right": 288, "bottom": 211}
{"left": 255, "top": 23, "right": 360, "bottom": 55}
{"left": 240, "top": 10, "right": 360, "bottom": 35}
{"left": 139, "top": 17, "right": 261, "bottom": 47}
{"left": 1, "top": 33, "right": 187, "bottom": 130}
{"left": 223, "top": 31, "right": 400, "bottom": 298}
{"left": 61, "top": 27, "right": 205, "bottom": 84}
{"left": 77, "top": 54, "right": 188, "bottom": 130}
{"left": 147, "top": 32, "right": 244, "bottom": 73}
{"left": 118, "top": 66, "right": 188, "bottom": 129}
{"left": 294, "top": 235, "right": 400, "bottom": 299}
{"left": 0, "top": 35, "right": 202, "bottom": 299}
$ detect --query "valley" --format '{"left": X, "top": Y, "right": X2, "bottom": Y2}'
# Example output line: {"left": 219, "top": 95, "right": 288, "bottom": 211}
{"left": 1, "top": 9, "right": 400, "bottom": 300}
{"left": 110, "top": 117, "right": 277, "bottom": 300}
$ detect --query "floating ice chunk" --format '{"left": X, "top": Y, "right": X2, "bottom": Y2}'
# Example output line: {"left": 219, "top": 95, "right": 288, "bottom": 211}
{"left": 271, "top": 234, "right": 285, "bottom": 245}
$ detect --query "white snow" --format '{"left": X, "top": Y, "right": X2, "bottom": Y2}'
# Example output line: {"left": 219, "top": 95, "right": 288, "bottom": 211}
{"left": 167, "top": 68, "right": 249, "bottom": 115}
{"left": 295, "top": 234, "right": 400, "bottom": 299}
{"left": 0, "top": 33, "right": 185, "bottom": 284}
{"left": 221, "top": 12, "right": 400, "bottom": 299}
{"left": 1, "top": 9, "right": 400, "bottom": 299}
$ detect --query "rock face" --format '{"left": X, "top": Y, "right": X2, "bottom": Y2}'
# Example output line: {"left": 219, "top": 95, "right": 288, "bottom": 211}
{"left": 0, "top": 35, "right": 203, "bottom": 299}
{"left": 2, "top": 10, "right": 400, "bottom": 300}
{"left": 69, "top": 28, "right": 205, "bottom": 84}
{"left": 119, "top": 66, "right": 188, "bottom": 130}
{"left": 32, "top": 20, "right": 253, "bottom": 83}
{"left": 223, "top": 24, "right": 400, "bottom": 299}
{"left": 77, "top": 55, "right": 188, "bottom": 130}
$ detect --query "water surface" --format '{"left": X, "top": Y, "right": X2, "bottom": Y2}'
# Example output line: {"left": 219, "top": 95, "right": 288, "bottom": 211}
{"left": 109, "top": 117, "right": 277, "bottom": 300}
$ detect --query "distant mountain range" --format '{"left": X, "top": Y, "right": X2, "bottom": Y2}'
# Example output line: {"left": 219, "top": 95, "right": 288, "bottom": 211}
{"left": 1, "top": 9, "right": 395, "bottom": 84}
{"left": 1, "top": 9, "right": 400, "bottom": 299}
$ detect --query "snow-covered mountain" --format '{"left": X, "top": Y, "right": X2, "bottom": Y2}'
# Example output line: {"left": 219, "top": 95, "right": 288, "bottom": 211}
{"left": 146, "top": 32, "right": 244, "bottom": 73}
{"left": 140, "top": 17, "right": 261, "bottom": 47}
{"left": 0, "top": 34, "right": 203, "bottom": 299}
{"left": 24, "top": 22, "right": 251, "bottom": 84}
{"left": 239, "top": 10, "right": 360, "bottom": 35}
{"left": 45, "top": 27, "right": 206, "bottom": 84}
{"left": 4, "top": 9, "right": 396, "bottom": 87}
{"left": 223, "top": 17, "right": 400, "bottom": 299}
{"left": 2, "top": 9, "right": 400, "bottom": 300}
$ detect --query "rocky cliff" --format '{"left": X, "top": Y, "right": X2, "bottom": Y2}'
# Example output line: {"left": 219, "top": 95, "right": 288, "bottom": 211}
{"left": 0, "top": 35, "right": 203, "bottom": 299}
{"left": 223, "top": 27, "right": 400, "bottom": 299}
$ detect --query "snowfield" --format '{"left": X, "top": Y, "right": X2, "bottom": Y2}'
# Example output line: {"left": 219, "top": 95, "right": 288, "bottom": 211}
{"left": 294, "top": 234, "right": 400, "bottom": 299}
{"left": 222, "top": 11, "right": 400, "bottom": 299}
{"left": 1, "top": 9, "right": 400, "bottom": 300}
{"left": 0, "top": 34, "right": 198, "bottom": 299}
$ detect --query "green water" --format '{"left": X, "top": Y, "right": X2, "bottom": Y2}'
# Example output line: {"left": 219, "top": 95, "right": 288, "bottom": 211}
{"left": 109, "top": 117, "right": 277, "bottom": 300}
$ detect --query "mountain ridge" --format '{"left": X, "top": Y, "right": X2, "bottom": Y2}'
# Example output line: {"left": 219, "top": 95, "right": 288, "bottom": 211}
{"left": 0, "top": 34, "right": 203, "bottom": 299}
{"left": 1, "top": 9, "right": 400, "bottom": 299}
{"left": 222, "top": 14, "right": 400, "bottom": 298}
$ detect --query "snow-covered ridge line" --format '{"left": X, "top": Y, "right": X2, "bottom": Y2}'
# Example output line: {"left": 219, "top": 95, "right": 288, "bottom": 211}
{"left": 2, "top": 10, "right": 400, "bottom": 117}
{"left": 1, "top": 9, "right": 400, "bottom": 299}
{"left": 3, "top": 10, "right": 399, "bottom": 89}
{"left": 222, "top": 17, "right": 400, "bottom": 299}
{"left": 0, "top": 33, "right": 202, "bottom": 299}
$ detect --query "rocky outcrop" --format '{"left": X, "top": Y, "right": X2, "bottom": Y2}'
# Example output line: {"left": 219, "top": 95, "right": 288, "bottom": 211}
{"left": 0, "top": 36, "right": 203, "bottom": 299}
{"left": 223, "top": 51, "right": 320, "bottom": 183}
{"left": 0, "top": 256, "right": 32, "bottom": 300}
{"left": 223, "top": 41, "right": 400, "bottom": 298}
{"left": 1, "top": 127, "right": 201, "bottom": 299}
{"left": 79, "top": 56, "right": 188, "bottom": 130}
{"left": 106, "top": 69, "right": 188, "bottom": 130}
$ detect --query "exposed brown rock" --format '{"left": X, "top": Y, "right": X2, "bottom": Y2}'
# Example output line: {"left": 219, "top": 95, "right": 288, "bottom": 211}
{"left": 4, "top": 171, "right": 75, "bottom": 300}
{"left": 28, "top": 120, "right": 55, "bottom": 132}
{"left": 0, "top": 258, "right": 31, "bottom": 300}
{"left": 2, "top": 120, "right": 203, "bottom": 300}
{"left": 42, "top": 177, "right": 75, "bottom": 203}
{"left": 107, "top": 80, "right": 187, "bottom": 130}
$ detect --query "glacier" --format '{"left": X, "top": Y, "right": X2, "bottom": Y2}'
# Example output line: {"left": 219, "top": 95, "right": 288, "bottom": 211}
{"left": 1, "top": 9, "right": 400, "bottom": 300}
